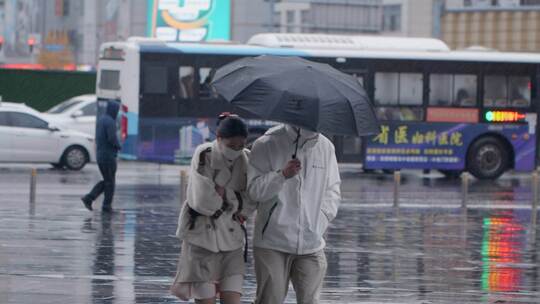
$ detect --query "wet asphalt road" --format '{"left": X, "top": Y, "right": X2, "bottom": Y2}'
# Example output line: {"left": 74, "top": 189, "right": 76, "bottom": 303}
{"left": 1, "top": 162, "right": 539, "bottom": 303}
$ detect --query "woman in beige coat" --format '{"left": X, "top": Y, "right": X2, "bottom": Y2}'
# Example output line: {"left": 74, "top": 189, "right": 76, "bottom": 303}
{"left": 171, "top": 115, "right": 253, "bottom": 304}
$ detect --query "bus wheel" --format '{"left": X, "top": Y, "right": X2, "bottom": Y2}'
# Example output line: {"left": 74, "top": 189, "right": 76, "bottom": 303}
{"left": 382, "top": 169, "right": 395, "bottom": 174}
{"left": 438, "top": 170, "right": 462, "bottom": 179}
{"left": 467, "top": 136, "right": 509, "bottom": 180}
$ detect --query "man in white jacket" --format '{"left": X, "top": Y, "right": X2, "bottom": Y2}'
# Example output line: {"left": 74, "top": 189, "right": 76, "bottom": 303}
{"left": 247, "top": 124, "right": 341, "bottom": 304}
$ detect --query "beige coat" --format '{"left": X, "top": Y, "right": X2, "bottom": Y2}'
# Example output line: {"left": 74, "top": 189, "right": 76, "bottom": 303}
{"left": 176, "top": 141, "right": 254, "bottom": 253}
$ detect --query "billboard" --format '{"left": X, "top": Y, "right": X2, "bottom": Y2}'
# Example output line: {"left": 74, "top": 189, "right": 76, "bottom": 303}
{"left": 146, "top": 0, "right": 230, "bottom": 42}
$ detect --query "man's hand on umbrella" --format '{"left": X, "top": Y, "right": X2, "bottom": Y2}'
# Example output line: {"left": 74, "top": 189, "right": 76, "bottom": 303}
{"left": 282, "top": 159, "right": 301, "bottom": 179}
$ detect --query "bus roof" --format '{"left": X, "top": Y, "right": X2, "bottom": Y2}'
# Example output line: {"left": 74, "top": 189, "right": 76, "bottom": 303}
{"left": 138, "top": 42, "right": 309, "bottom": 57}
{"left": 247, "top": 33, "right": 451, "bottom": 52}
{"left": 106, "top": 36, "right": 540, "bottom": 65}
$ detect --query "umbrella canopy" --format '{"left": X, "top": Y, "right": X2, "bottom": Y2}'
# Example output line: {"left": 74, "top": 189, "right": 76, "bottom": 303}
{"left": 211, "top": 55, "right": 380, "bottom": 137}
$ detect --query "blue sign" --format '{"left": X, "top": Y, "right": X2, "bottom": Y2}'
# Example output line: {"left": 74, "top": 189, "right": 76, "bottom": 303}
{"left": 43, "top": 44, "right": 65, "bottom": 52}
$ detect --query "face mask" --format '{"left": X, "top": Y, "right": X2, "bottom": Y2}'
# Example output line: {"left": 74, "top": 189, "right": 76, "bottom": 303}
{"left": 219, "top": 142, "right": 243, "bottom": 161}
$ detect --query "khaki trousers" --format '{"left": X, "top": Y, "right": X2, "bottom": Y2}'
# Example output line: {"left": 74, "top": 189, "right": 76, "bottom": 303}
{"left": 253, "top": 247, "right": 327, "bottom": 304}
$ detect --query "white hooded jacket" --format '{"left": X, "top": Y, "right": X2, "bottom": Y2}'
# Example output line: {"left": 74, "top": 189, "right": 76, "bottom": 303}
{"left": 247, "top": 125, "right": 341, "bottom": 255}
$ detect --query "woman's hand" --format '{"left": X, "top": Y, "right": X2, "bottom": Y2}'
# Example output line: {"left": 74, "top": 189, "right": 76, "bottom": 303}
{"left": 233, "top": 212, "right": 247, "bottom": 224}
{"left": 215, "top": 185, "right": 226, "bottom": 198}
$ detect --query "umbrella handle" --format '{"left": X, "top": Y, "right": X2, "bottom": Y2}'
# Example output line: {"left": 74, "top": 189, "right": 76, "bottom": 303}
{"left": 292, "top": 128, "right": 300, "bottom": 159}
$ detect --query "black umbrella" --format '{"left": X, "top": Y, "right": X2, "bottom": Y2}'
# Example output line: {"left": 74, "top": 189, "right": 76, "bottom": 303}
{"left": 211, "top": 55, "right": 380, "bottom": 155}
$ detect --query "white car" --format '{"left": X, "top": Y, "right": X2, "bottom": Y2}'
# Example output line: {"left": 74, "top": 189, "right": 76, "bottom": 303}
{"left": 42, "top": 94, "right": 97, "bottom": 136}
{"left": 0, "top": 102, "right": 96, "bottom": 170}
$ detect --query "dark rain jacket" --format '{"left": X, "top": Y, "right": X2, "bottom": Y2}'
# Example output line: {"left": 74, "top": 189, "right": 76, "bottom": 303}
{"left": 96, "top": 101, "right": 121, "bottom": 163}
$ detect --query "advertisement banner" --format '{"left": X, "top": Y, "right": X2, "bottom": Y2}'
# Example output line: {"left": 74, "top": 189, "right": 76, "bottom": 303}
{"left": 147, "top": 0, "right": 230, "bottom": 42}
{"left": 364, "top": 122, "right": 535, "bottom": 171}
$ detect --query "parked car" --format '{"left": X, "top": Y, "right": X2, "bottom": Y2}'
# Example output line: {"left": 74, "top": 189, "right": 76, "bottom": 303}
{"left": 0, "top": 101, "right": 96, "bottom": 170}
{"left": 42, "top": 94, "right": 97, "bottom": 136}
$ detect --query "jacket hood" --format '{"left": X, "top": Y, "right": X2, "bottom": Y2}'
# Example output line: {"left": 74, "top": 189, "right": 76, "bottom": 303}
{"left": 283, "top": 124, "right": 319, "bottom": 150}
{"left": 106, "top": 101, "right": 120, "bottom": 119}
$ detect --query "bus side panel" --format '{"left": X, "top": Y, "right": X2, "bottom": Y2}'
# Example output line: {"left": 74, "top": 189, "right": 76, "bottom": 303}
{"left": 364, "top": 122, "right": 536, "bottom": 171}
{"left": 137, "top": 117, "right": 275, "bottom": 164}
{"left": 138, "top": 117, "right": 210, "bottom": 164}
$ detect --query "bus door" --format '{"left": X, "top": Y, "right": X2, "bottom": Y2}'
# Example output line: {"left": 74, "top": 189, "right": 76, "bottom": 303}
{"left": 140, "top": 58, "right": 179, "bottom": 118}
{"left": 333, "top": 70, "right": 367, "bottom": 162}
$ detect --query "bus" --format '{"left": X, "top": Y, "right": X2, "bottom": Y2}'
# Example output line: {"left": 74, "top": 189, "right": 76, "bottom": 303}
{"left": 96, "top": 33, "right": 540, "bottom": 179}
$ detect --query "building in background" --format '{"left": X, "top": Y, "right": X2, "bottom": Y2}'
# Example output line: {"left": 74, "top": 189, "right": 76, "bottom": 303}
{"left": 232, "top": 0, "right": 383, "bottom": 42}
{"left": 0, "top": 0, "right": 146, "bottom": 68}
{"left": 442, "top": 0, "right": 540, "bottom": 52}
{"left": 231, "top": 0, "right": 274, "bottom": 42}
{"left": 1, "top": 0, "right": 38, "bottom": 64}
{"left": 0, "top": 0, "right": 5, "bottom": 63}
{"left": 381, "top": 0, "right": 444, "bottom": 37}
{"left": 79, "top": 0, "right": 146, "bottom": 66}
{"left": 6, "top": 0, "right": 540, "bottom": 68}
{"left": 274, "top": 0, "right": 382, "bottom": 34}
{"left": 231, "top": 0, "right": 443, "bottom": 42}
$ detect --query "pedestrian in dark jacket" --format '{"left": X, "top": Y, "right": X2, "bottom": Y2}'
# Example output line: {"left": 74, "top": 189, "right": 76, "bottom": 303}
{"left": 81, "top": 101, "right": 121, "bottom": 212}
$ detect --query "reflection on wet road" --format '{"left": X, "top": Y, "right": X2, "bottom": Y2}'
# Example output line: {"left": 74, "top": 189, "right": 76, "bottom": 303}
{"left": 0, "top": 163, "right": 539, "bottom": 303}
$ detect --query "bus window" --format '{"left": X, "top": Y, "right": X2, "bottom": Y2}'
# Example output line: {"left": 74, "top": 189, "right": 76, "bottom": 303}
{"left": 199, "top": 67, "right": 217, "bottom": 98}
{"left": 375, "top": 73, "right": 399, "bottom": 105}
{"left": 429, "top": 74, "right": 452, "bottom": 106}
{"left": 347, "top": 72, "right": 365, "bottom": 86}
{"left": 509, "top": 76, "right": 531, "bottom": 108}
{"left": 484, "top": 75, "right": 508, "bottom": 108}
{"left": 453, "top": 75, "right": 477, "bottom": 107}
{"left": 143, "top": 66, "right": 167, "bottom": 94}
{"left": 430, "top": 74, "right": 477, "bottom": 107}
{"left": 376, "top": 107, "right": 423, "bottom": 121}
{"left": 99, "top": 69, "right": 120, "bottom": 90}
{"left": 375, "top": 72, "right": 423, "bottom": 106}
{"left": 399, "top": 73, "right": 423, "bottom": 105}
{"left": 375, "top": 72, "right": 423, "bottom": 121}
{"left": 484, "top": 75, "right": 531, "bottom": 108}
{"left": 179, "top": 66, "right": 196, "bottom": 99}
{"left": 357, "top": 76, "right": 364, "bottom": 86}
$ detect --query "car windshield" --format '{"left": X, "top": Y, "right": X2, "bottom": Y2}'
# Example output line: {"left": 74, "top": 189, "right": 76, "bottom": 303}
{"left": 46, "top": 98, "right": 83, "bottom": 114}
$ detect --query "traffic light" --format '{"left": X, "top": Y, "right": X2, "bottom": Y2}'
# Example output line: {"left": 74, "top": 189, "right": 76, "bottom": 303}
{"left": 0, "top": 36, "right": 3, "bottom": 52}
{"left": 27, "top": 37, "right": 36, "bottom": 53}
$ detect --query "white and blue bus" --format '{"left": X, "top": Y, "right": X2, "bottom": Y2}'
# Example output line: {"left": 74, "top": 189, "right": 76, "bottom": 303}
{"left": 97, "top": 33, "right": 540, "bottom": 179}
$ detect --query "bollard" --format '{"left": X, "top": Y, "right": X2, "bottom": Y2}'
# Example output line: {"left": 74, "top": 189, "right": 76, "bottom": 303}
{"left": 180, "top": 170, "right": 188, "bottom": 204}
{"left": 532, "top": 171, "right": 539, "bottom": 229}
{"left": 461, "top": 206, "right": 468, "bottom": 244}
{"left": 461, "top": 172, "right": 469, "bottom": 208}
{"left": 393, "top": 171, "right": 401, "bottom": 208}
{"left": 29, "top": 168, "right": 37, "bottom": 204}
